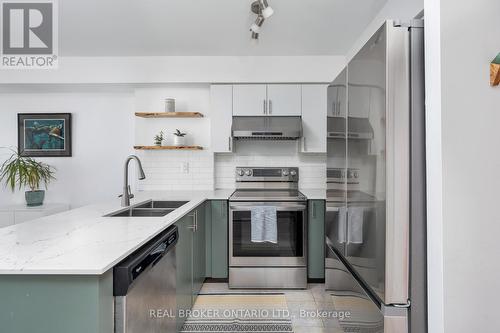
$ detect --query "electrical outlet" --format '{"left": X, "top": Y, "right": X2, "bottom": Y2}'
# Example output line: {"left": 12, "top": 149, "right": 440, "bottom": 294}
{"left": 181, "top": 162, "right": 189, "bottom": 173}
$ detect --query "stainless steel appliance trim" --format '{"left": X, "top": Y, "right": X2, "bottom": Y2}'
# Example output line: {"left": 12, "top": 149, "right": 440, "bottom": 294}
{"left": 229, "top": 267, "right": 307, "bottom": 289}
{"left": 234, "top": 180, "right": 299, "bottom": 187}
{"left": 114, "top": 244, "right": 177, "bottom": 333}
{"left": 409, "top": 20, "right": 427, "bottom": 333}
{"left": 385, "top": 20, "right": 410, "bottom": 305}
{"left": 231, "top": 116, "right": 303, "bottom": 140}
{"left": 231, "top": 257, "right": 307, "bottom": 266}
{"left": 229, "top": 201, "right": 307, "bottom": 267}
{"left": 229, "top": 203, "right": 307, "bottom": 211}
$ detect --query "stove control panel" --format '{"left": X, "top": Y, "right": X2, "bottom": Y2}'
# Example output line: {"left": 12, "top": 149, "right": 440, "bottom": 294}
{"left": 235, "top": 167, "right": 299, "bottom": 182}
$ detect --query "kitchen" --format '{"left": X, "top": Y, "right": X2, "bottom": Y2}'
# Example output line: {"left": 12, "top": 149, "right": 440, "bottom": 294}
{"left": 1, "top": 1, "right": 499, "bottom": 333}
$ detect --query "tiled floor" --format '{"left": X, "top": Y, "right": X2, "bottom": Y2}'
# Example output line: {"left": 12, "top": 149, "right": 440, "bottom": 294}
{"left": 199, "top": 283, "right": 344, "bottom": 333}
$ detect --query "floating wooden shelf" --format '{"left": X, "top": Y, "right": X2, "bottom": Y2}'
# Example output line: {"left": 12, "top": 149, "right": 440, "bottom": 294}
{"left": 134, "top": 145, "right": 203, "bottom": 150}
{"left": 135, "top": 112, "right": 204, "bottom": 118}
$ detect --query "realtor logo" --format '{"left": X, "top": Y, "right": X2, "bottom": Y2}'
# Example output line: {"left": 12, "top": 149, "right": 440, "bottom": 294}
{"left": 1, "top": 0, "right": 58, "bottom": 69}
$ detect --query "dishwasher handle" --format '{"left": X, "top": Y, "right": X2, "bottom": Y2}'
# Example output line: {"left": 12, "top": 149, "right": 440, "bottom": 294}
{"left": 114, "top": 225, "right": 178, "bottom": 296}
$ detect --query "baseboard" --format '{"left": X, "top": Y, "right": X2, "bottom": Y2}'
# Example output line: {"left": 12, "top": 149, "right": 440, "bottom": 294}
{"left": 204, "top": 277, "right": 229, "bottom": 283}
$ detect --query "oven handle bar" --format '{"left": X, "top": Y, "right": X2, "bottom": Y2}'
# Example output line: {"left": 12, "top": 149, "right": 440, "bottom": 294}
{"left": 230, "top": 203, "right": 307, "bottom": 211}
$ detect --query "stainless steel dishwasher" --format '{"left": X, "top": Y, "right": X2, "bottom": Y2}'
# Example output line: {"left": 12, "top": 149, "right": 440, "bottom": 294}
{"left": 113, "top": 225, "right": 178, "bottom": 333}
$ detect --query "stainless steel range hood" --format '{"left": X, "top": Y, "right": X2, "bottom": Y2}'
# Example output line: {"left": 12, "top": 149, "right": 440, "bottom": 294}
{"left": 327, "top": 116, "right": 374, "bottom": 139}
{"left": 232, "top": 116, "right": 303, "bottom": 140}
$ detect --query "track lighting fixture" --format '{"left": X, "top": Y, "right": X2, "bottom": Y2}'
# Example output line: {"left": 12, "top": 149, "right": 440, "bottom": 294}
{"left": 250, "top": 15, "right": 265, "bottom": 34}
{"left": 260, "top": 0, "right": 274, "bottom": 19}
{"left": 250, "top": 0, "right": 273, "bottom": 40}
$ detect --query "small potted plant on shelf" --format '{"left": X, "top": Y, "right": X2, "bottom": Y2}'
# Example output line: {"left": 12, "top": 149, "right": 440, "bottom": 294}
{"left": 173, "top": 129, "right": 187, "bottom": 147}
{"left": 0, "top": 148, "right": 56, "bottom": 206}
{"left": 153, "top": 131, "right": 164, "bottom": 146}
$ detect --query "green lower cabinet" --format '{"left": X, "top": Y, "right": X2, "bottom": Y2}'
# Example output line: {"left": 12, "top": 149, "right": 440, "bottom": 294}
{"left": 175, "top": 204, "right": 207, "bottom": 331}
{"left": 192, "top": 203, "right": 206, "bottom": 303}
{"left": 308, "top": 200, "right": 325, "bottom": 280}
{"left": 0, "top": 272, "right": 114, "bottom": 333}
{"left": 210, "top": 200, "right": 228, "bottom": 279}
{"left": 175, "top": 214, "right": 194, "bottom": 331}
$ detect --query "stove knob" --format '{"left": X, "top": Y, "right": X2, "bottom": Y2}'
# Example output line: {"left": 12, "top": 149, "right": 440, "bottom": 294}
{"left": 290, "top": 170, "right": 297, "bottom": 176}
{"left": 282, "top": 169, "right": 289, "bottom": 177}
{"left": 236, "top": 169, "right": 244, "bottom": 176}
{"left": 244, "top": 169, "right": 252, "bottom": 176}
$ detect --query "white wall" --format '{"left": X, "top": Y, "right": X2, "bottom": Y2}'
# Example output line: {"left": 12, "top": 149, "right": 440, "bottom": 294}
{"left": 424, "top": 0, "right": 445, "bottom": 332}
{"left": 434, "top": 0, "right": 500, "bottom": 332}
{"left": 0, "top": 91, "right": 134, "bottom": 207}
{"left": 0, "top": 56, "right": 345, "bottom": 84}
{"left": 134, "top": 85, "right": 214, "bottom": 191}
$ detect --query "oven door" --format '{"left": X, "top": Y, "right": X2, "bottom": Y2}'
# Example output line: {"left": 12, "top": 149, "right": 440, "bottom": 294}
{"left": 229, "top": 201, "right": 307, "bottom": 267}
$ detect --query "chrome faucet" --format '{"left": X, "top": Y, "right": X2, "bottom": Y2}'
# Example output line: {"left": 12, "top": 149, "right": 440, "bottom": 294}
{"left": 120, "top": 155, "right": 146, "bottom": 207}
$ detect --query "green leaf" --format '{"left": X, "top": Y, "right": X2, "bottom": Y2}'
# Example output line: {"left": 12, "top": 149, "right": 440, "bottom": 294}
{"left": 0, "top": 148, "right": 56, "bottom": 192}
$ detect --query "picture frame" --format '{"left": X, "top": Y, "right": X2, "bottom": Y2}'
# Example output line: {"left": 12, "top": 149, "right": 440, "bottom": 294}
{"left": 18, "top": 113, "right": 72, "bottom": 157}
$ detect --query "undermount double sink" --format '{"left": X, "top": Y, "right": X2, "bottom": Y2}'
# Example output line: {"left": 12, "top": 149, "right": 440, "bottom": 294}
{"left": 106, "top": 200, "right": 189, "bottom": 217}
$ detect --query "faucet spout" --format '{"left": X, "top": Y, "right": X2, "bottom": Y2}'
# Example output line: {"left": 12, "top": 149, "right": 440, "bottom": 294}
{"left": 121, "top": 155, "right": 146, "bottom": 207}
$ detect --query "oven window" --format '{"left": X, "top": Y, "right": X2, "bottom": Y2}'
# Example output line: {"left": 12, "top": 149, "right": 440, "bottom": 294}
{"left": 232, "top": 211, "right": 304, "bottom": 257}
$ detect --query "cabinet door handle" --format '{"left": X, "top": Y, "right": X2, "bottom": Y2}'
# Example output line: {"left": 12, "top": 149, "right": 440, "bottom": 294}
{"left": 228, "top": 137, "right": 232, "bottom": 151}
{"left": 195, "top": 211, "right": 198, "bottom": 231}
{"left": 188, "top": 212, "right": 197, "bottom": 232}
{"left": 268, "top": 100, "right": 272, "bottom": 114}
{"left": 263, "top": 100, "right": 267, "bottom": 114}
{"left": 312, "top": 202, "right": 316, "bottom": 219}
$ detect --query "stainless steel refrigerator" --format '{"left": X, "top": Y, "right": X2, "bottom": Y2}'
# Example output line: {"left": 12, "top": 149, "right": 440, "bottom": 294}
{"left": 325, "top": 20, "right": 426, "bottom": 333}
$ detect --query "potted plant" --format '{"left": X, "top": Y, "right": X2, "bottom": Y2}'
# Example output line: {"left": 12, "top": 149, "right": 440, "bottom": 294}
{"left": 0, "top": 149, "right": 56, "bottom": 206}
{"left": 153, "top": 131, "right": 164, "bottom": 146}
{"left": 173, "top": 129, "right": 187, "bottom": 146}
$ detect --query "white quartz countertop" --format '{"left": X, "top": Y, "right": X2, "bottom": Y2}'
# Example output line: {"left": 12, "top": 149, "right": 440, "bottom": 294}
{"left": 0, "top": 188, "right": 326, "bottom": 275}
{"left": 0, "top": 190, "right": 233, "bottom": 275}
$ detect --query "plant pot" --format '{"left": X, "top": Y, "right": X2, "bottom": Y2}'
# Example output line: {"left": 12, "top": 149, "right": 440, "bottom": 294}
{"left": 25, "top": 190, "right": 45, "bottom": 207}
{"left": 161, "top": 139, "right": 169, "bottom": 146}
{"left": 173, "top": 135, "right": 186, "bottom": 147}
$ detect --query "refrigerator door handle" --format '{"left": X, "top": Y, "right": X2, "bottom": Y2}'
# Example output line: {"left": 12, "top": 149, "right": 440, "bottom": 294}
{"left": 384, "top": 21, "right": 411, "bottom": 305}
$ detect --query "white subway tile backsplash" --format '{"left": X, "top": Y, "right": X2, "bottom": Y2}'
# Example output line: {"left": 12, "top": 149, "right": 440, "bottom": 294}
{"left": 214, "top": 144, "right": 326, "bottom": 189}
{"left": 137, "top": 150, "right": 214, "bottom": 191}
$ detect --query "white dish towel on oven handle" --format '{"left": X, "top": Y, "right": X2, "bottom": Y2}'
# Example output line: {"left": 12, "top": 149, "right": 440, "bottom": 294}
{"left": 251, "top": 206, "right": 278, "bottom": 244}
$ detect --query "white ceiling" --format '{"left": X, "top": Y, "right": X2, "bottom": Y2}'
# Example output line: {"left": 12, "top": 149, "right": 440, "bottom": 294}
{"left": 59, "top": 0, "right": 387, "bottom": 56}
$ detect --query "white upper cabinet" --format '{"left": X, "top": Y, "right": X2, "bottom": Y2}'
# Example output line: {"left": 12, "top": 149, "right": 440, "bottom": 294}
{"left": 301, "top": 84, "right": 327, "bottom": 153}
{"left": 210, "top": 85, "right": 234, "bottom": 153}
{"left": 232, "top": 84, "right": 267, "bottom": 116}
{"left": 232, "top": 84, "right": 302, "bottom": 116}
{"left": 266, "top": 84, "right": 302, "bottom": 116}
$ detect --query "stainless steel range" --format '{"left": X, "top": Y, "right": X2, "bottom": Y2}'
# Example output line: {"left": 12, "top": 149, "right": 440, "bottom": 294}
{"left": 229, "top": 167, "right": 307, "bottom": 289}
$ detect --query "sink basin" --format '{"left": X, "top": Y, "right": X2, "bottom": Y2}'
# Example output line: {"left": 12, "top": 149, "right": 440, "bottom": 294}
{"left": 135, "top": 200, "right": 189, "bottom": 209}
{"left": 108, "top": 208, "right": 175, "bottom": 217}
{"left": 105, "top": 200, "right": 189, "bottom": 217}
